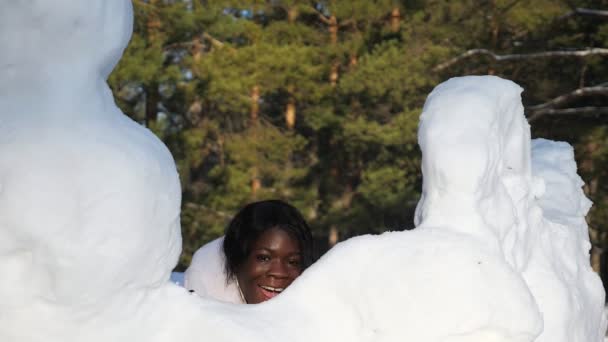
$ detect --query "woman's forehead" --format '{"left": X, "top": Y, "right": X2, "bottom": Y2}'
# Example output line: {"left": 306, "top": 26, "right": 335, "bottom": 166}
{"left": 251, "top": 228, "right": 300, "bottom": 252}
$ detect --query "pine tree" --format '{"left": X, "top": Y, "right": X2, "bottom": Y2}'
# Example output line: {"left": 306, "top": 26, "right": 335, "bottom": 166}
{"left": 108, "top": 0, "right": 607, "bottom": 270}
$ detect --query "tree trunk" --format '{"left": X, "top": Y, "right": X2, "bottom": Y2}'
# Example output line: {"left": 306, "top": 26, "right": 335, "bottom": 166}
{"left": 191, "top": 37, "right": 203, "bottom": 62}
{"left": 349, "top": 54, "right": 358, "bottom": 69}
{"left": 327, "top": 176, "right": 355, "bottom": 248}
{"left": 390, "top": 7, "right": 401, "bottom": 33}
{"left": 144, "top": 1, "right": 161, "bottom": 128}
{"left": 286, "top": 98, "right": 296, "bottom": 130}
{"left": 287, "top": 6, "right": 299, "bottom": 23}
{"left": 250, "top": 85, "right": 260, "bottom": 124}
{"left": 330, "top": 62, "right": 339, "bottom": 87}
{"left": 328, "top": 226, "right": 339, "bottom": 247}
{"left": 590, "top": 227, "right": 602, "bottom": 274}
{"left": 285, "top": 85, "right": 296, "bottom": 130}
{"left": 591, "top": 246, "right": 602, "bottom": 274}
{"left": 145, "top": 84, "right": 159, "bottom": 127}
{"left": 489, "top": 0, "right": 499, "bottom": 49}
{"left": 251, "top": 176, "right": 261, "bottom": 199}
{"left": 329, "top": 15, "right": 338, "bottom": 45}
{"left": 286, "top": 6, "right": 298, "bottom": 130}
{"left": 146, "top": 1, "right": 162, "bottom": 43}
{"left": 580, "top": 140, "right": 600, "bottom": 272}
{"left": 218, "top": 134, "right": 225, "bottom": 168}
{"left": 250, "top": 84, "right": 261, "bottom": 198}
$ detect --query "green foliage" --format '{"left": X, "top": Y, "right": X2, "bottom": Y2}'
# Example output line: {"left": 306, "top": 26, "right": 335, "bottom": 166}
{"left": 108, "top": 0, "right": 608, "bottom": 270}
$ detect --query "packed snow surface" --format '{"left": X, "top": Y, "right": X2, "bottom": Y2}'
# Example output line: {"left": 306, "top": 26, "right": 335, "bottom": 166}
{"left": 0, "top": 1, "right": 605, "bottom": 342}
{"left": 185, "top": 237, "right": 242, "bottom": 303}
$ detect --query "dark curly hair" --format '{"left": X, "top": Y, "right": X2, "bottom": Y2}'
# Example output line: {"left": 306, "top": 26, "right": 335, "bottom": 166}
{"left": 222, "top": 199, "right": 314, "bottom": 282}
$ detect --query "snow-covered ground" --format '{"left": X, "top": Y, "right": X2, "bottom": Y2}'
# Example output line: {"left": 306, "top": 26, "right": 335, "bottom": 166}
{"left": 0, "top": 1, "right": 605, "bottom": 342}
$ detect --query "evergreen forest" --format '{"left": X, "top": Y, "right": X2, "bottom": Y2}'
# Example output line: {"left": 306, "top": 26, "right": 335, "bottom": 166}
{"left": 108, "top": 0, "right": 608, "bottom": 288}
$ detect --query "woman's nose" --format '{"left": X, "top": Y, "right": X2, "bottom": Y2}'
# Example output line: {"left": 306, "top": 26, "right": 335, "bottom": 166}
{"left": 267, "top": 259, "right": 289, "bottom": 278}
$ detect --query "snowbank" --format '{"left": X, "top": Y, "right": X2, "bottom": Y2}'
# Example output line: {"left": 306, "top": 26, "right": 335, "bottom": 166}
{"left": 0, "top": 1, "right": 604, "bottom": 342}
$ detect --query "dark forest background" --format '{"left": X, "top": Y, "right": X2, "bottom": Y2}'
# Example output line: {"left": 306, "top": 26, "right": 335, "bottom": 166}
{"left": 108, "top": 0, "right": 608, "bottom": 290}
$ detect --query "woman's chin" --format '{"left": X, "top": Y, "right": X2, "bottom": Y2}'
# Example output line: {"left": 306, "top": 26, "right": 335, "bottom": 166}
{"left": 248, "top": 286, "right": 280, "bottom": 303}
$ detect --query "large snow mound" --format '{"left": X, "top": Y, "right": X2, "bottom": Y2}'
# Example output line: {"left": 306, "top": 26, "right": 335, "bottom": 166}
{"left": 0, "top": 1, "right": 605, "bottom": 341}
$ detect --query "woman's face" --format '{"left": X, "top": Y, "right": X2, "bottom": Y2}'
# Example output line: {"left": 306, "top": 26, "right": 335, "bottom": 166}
{"left": 236, "top": 227, "right": 302, "bottom": 304}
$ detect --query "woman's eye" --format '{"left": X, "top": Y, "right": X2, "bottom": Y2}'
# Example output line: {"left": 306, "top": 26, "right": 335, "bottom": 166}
{"left": 288, "top": 259, "right": 301, "bottom": 267}
{"left": 256, "top": 254, "right": 271, "bottom": 262}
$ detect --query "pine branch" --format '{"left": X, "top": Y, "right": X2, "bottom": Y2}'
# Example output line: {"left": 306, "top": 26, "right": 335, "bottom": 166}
{"left": 434, "top": 48, "right": 608, "bottom": 71}
{"left": 163, "top": 33, "right": 232, "bottom": 53}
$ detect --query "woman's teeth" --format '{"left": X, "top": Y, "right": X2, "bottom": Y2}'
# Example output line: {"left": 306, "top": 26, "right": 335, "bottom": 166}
{"left": 260, "top": 285, "right": 284, "bottom": 293}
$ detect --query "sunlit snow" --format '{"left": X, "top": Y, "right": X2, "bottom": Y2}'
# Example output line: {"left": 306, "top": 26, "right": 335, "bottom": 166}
{"left": 0, "top": 1, "right": 605, "bottom": 342}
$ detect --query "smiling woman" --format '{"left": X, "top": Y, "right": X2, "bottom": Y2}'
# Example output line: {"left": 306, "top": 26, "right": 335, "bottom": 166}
{"left": 223, "top": 200, "right": 314, "bottom": 304}
{"left": 233, "top": 227, "right": 302, "bottom": 302}
{"left": 184, "top": 200, "right": 314, "bottom": 304}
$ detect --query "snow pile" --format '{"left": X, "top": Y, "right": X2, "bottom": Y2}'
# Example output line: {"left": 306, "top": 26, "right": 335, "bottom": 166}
{"left": 525, "top": 139, "right": 606, "bottom": 341}
{"left": 0, "top": 1, "right": 605, "bottom": 342}
{"left": 0, "top": 1, "right": 182, "bottom": 341}
{"left": 415, "top": 77, "right": 606, "bottom": 342}
{"left": 184, "top": 237, "right": 242, "bottom": 303}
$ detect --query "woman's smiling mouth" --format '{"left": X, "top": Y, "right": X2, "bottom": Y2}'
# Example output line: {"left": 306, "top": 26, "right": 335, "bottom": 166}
{"left": 258, "top": 285, "right": 284, "bottom": 300}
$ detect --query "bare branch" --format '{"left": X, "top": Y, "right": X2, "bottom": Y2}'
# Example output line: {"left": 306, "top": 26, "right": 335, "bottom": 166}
{"left": 202, "top": 32, "right": 226, "bottom": 49}
{"left": 527, "top": 106, "right": 608, "bottom": 122}
{"left": 317, "top": 14, "right": 332, "bottom": 25}
{"left": 526, "top": 85, "right": 608, "bottom": 121}
{"left": 528, "top": 85, "right": 608, "bottom": 111}
{"left": 434, "top": 48, "right": 608, "bottom": 71}
{"left": 310, "top": 4, "right": 332, "bottom": 25}
{"left": 559, "top": 8, "right": 608, "bottom": 20}
{"left": 307, "top": 4, "right": 356, "bottom": 29}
